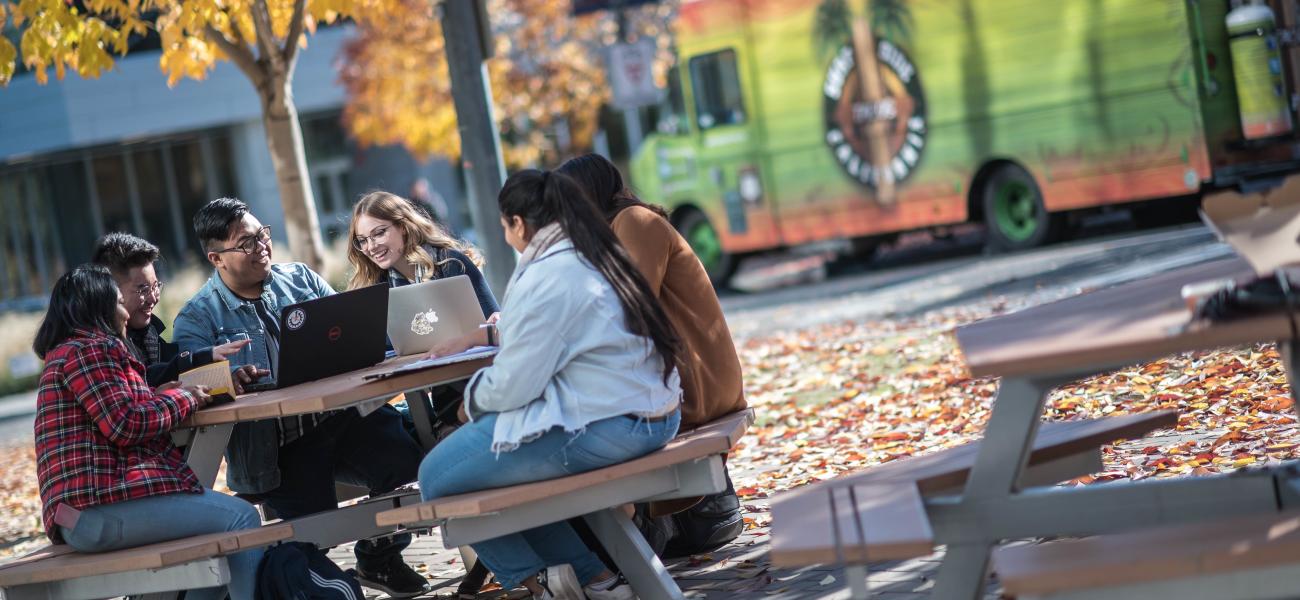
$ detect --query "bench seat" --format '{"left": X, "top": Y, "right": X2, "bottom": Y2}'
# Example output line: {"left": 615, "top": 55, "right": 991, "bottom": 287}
{"left": 770, "top": 411, "right": 1177, "bottom": 566}
{"left": 0, "top": 522, "right": 292, "bottom": 588}
{"left": 994, "top": 510, "right": 1300, "bottom": 599}
{"left": 376, "top": 410, "right": 753, "bottom": 526}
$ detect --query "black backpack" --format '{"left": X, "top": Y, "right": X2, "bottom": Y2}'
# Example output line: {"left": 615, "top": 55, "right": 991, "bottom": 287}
{"left": 256, "top": 541, "right": 364, "bottom": 600}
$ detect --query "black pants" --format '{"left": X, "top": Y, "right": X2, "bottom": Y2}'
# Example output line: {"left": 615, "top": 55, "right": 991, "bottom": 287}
{"left": 261, "top": 405, "right": 423, "bottom": 570}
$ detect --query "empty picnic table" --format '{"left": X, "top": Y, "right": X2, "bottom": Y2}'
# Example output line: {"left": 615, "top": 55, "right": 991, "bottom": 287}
{"left": 772, "top": 256, "right": 1300, "bottom": 599}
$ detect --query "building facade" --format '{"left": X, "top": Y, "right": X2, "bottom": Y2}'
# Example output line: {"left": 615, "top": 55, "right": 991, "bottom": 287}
{"left": 0, "top": 24, "right": 465, "bottom": 310}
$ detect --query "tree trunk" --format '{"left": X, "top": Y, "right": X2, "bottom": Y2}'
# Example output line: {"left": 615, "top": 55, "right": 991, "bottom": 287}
{"left": 850, "top": 16, "right": 897, "bottom": 205}
{"left": 259, "top": 75, "right": 326, "bottom": 271}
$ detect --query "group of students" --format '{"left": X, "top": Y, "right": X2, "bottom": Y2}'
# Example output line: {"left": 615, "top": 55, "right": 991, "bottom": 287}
{"left": 30, "top": 154, "right": 746, "bottom": 600}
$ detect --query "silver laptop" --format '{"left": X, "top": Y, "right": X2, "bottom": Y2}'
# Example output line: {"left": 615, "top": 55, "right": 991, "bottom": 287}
{"left": 387, "top": 274, "right": 486, "bottom": 356}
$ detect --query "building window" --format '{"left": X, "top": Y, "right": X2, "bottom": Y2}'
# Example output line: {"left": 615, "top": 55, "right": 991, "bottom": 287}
{"left": 688, "top": 49, "right": 747, "bottom": 130}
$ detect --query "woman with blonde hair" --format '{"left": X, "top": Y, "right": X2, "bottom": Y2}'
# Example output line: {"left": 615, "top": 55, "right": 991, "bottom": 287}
{"left": 347, "top": 190, "right": 499, "bottom": 318}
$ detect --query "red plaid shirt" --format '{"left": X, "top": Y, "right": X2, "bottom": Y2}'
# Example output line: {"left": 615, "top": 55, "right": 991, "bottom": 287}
{"left": 35, "top": 329, "right": 203, "bottom": 543}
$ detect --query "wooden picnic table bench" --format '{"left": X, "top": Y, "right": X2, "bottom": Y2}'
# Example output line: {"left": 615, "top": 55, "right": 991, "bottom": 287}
{"left": 993, "top": 510, "right": 1300, "bottom": 599}
{"left": 770, "top": 256, "right": 1300, "bottom": 599}
{"left": 769, "top": 410, "right": 1178, "bottom": 567}
{"left": 0, "top": 523, "right": 292, "bottom": 600}
{"left": 374, "top": 409, "right": 753, "bottom": 600}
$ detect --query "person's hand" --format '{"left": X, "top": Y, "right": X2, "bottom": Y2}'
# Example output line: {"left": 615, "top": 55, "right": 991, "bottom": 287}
{"left": 425, "top": 332, "right": 476, "bottom": 359}
{"left": 184, "top": 384, "right": 213, "bottom": 407}
{"left": 457, "top": 401, "right": 469, "bottom": 424}
{"left": 231, "top": 365, "right": 271, "bottom": 395}
{"left": 157, "top": 381, "right": 182, "bottom": 393}
{"left": 486, "top": 312, "right": 501, "bottom": 325}
{"left": 212, "top": 338, "right": 252, "bottom": 361}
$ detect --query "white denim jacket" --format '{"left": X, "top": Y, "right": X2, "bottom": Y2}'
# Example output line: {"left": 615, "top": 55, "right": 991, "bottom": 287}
{"left": 464, "top": 225, "right": 681, "bottom": 452}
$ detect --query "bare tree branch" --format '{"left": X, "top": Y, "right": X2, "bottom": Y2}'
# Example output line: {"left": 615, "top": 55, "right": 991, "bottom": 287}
{"left": 250, "top": 0, "right": 283, "bottom": 73}
{"left": 281, "top": 0, "right": 307, "bottom": 69}
{"left": 203, "top": 24, "right": 265, "bottom": 86}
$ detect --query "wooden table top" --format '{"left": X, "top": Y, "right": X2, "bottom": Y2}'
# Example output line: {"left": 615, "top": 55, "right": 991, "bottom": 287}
{"left": 182, "top": 355, "right": 493, "bottom": 427}
{"left": 955, "top": 257, "right": 1295, "bottom": 379}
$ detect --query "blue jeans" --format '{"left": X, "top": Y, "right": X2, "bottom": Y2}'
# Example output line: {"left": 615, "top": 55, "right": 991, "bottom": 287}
{"left": 419, "top": 411, "right": 680, "bottom": 589}
{"left": 59, "top": 489, "right": 264, "bottom": 600}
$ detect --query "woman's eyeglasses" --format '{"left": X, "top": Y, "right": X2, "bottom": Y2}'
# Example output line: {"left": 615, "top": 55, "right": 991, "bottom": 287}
{"left": 353, "top": 225, "right": 393, "bottom": 251}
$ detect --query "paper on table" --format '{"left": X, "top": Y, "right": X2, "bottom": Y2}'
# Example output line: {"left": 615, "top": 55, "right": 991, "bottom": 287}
{"left": 363, "top": 346, "right": 498, "bottom": 381}
{"left": 1200, "top": 177, "right": 1300, "bottom": 275}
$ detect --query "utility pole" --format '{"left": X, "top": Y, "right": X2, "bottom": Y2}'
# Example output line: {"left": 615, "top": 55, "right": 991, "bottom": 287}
{"left": 615, "top": 3, "right": 644, "bottom": 153}
{"left": 439, "top": 0, "right": 516, "bottom": 296}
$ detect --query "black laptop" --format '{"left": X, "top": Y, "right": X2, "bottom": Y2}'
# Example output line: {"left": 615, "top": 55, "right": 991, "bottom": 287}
{"left": 245, "top": 283, "right": 390, "bottom": 391}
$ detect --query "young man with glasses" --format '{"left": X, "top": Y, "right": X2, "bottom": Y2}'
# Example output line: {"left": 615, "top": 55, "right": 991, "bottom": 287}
{"left": 172, "top": 198, "right": 430, "bottom": 598}
{"left": 91, "top": 232, "right": 264, "bottom": 389}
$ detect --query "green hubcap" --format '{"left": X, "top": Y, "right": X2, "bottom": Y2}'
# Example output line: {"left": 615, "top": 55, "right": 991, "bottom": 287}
{"left": 686, "top": 218, "right": 723, "bottom": 273}
{"left": 992, "top": 180, "right": 1040, "bottom": 243}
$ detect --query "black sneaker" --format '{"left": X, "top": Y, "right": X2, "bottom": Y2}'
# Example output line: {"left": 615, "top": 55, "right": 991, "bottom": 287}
{"left": 355, "top": 558, "right": 430, "bottom": 598}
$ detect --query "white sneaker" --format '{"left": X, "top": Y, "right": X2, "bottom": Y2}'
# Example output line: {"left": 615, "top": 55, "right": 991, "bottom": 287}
{"left": 536, "top": 564, "right": 585, "bottom": 600}
{"left": 584, "top": 575, "right": 638, "bottom": 600}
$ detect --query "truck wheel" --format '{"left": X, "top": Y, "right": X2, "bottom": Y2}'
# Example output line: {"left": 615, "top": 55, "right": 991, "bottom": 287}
{"left": 676, "top": 209, "right": 736, "bottom": 286}
{"left": 981, "top": 163, "right": 1062, "bottom": 251}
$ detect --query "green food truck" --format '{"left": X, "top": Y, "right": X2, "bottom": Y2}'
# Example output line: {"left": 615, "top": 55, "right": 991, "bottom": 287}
{"left": 630, "top": 0, "right": 1300, "bottom": 282}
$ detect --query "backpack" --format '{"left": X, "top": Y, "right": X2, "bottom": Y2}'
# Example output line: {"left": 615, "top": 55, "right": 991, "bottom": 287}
{"left": 256, "top": 541, "right": 364, "bottom": 600}
{"left": 662, "top": 470, "right": 744, "bottom": 558}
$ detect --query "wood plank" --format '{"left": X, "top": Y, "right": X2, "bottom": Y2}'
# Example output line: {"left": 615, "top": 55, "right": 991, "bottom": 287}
{"left": 850, "top": 483, "right": 934, "bottom": 560}
{"left": 0, "top": 523, "right": 292, "bottom": 587}
{"left": 186, "top": 356, "right": 490, "bottom": 426}
{"left": 377, "top": 410, "right": 753, "bottom": 526}
{"left": 771, "top": 483, "right": 934, "bottom": 566}
{"left": 778, "top": 411, "right": 1176, "bottom": 502}
{"left": 955, "top": 258, "right": 1293, "bottom": 379}
{"left": 994, "top": 511, "right": 1300, "bottom": 596}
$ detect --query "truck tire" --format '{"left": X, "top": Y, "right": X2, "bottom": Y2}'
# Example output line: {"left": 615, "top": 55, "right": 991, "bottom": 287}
{"left": 981, "top": 163, "right": 1062, "bottom": 251}
{"left": 675, "top": 209, "right": 736, "bottom": 286}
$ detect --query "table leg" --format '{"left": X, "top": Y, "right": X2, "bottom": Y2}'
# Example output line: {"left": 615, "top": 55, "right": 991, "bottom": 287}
{"left": 1282, "top": 342, "right": 1299, "bottom": 421}
{"left": 932, "top": 377, "right": 1057, "bottom": 600}
{"left": 405, "top": 389, "right": 439, "bottom": 451}
{"left": 182, "top": 424, "right": 234, "bottom": 488}
{"left": 845, "top": 564, "right": 869, "bottom": 599}
{"left": 583, "top": 507, "right": 684, "bottom": 600}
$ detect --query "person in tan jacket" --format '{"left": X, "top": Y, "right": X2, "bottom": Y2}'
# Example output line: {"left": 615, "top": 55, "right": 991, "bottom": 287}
{"left": 559, "top": 154, "right": 747, "bottom": 558}
{"left": 558, "top": 154, "right": 746, "bottom": 428}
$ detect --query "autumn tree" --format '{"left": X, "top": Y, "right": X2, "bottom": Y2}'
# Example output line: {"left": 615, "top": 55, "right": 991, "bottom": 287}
{"left": 0, "top": 0, "right": 377, "bottom": 269}
{"left": 339, "top": 0, "right": 676, "bottom": 167}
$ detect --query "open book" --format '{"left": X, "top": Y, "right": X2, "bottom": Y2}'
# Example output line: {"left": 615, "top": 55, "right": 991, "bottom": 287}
{"left": 178, "top": 360, "right": 236, "bottom": 404}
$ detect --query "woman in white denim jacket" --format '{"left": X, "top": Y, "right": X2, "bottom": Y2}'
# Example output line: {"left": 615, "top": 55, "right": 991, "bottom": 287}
{"left": 418, "top": 169, "right": 683, "bottom": 600}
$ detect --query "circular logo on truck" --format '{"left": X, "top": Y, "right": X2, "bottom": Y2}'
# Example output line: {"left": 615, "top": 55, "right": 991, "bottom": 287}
{"left": 822, "top": 40, "right": 928, "bottom": 194}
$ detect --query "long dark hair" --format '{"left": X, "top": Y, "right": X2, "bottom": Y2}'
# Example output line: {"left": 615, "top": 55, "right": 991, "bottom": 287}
{"left": 33, "top": 265, "right": 122, "bottom": 359}
{"left": 499, "top": 169, "right": 682, "bottom": 383}
{"left": 556, "top": 154, "right": 669, "bottom": 223}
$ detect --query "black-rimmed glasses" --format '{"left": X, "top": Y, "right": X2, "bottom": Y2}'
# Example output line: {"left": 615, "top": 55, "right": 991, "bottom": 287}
{"left": 216, "top": 226, "right": 273, "bottom": 255}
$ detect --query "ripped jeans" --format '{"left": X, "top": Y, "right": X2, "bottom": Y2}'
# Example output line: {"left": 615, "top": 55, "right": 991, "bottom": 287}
{"left": 417, "top": 410, "right": 680, "bottom": 589}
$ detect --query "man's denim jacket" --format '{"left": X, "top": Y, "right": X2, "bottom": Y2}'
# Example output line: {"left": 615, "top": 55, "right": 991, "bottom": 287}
{"left": 172, "top": 263, "right": 335, "bottom": 494}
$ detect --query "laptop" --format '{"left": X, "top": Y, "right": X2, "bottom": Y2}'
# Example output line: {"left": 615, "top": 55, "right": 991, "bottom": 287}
{"left": 244, "top": 283, "right": 390, "bottom": 391}
{"left": 387, "top": 274, "right": 486, "bottom": 356}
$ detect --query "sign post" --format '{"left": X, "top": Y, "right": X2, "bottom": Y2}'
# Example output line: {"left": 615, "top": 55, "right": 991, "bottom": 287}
{"left": 439, "top": 0, "right": 516, "bottom": 296}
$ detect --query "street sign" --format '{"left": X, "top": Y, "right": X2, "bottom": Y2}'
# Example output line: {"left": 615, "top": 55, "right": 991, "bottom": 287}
{"left": 572, "top": 0, "right": 658, "bottom": 16}
{"left": 606, "top": 39, "right": 664, "bottom": 110}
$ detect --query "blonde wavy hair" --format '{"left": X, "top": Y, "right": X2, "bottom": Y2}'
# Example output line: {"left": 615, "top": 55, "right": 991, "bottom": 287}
{"left": 346, "top": 191, "right": 484, "bottom": 290}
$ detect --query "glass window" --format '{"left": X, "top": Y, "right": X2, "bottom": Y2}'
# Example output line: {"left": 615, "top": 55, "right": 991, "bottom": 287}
{"left": 688, "top": 49, "right": 746, "bottom": 130}
{"left": 42, "top": 161, "right": 94, "bottom": 266}
{"left": 657, "top": 66, "right": 691, "bottom": 135}
{"left": 93, "top": 154, "right": 134, "bottom": 235}
{"left": 133, "top": 148, "right": 183, "bottom": 260}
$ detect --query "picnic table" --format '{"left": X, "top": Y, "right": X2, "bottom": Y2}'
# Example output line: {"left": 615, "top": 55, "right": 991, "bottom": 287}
{"left": 772, "top": 256, "right": 1300, "bottom": 599}
{"left": 0, "top": 354, "right": 493, "bottom": 600}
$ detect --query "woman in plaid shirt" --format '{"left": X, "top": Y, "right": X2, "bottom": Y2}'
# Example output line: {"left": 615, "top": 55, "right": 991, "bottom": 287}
{"left": 32, "top": 264, "right": 264, "bottom": 600}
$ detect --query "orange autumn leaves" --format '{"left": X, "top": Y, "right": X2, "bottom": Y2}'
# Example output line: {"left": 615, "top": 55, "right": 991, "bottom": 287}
{"left": 338, "top": 0, "right": 677, "bottom": 166}
{"left": 728, "top": 301, "right": 1294, "bottom": 509}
